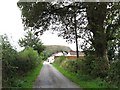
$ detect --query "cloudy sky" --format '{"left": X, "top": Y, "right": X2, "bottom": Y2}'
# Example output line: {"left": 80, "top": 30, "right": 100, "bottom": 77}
{"left": 0, "top": 0, "right": 82, "bottom": 51}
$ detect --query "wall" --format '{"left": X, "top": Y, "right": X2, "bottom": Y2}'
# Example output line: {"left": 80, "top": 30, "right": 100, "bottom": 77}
{"left": 54, "top": 56, "right": 84, "bottom": 60}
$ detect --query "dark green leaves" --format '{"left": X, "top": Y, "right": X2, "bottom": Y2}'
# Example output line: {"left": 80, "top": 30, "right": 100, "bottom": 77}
{"left": 19, "top": 31, "right": 45, "bottom": 54}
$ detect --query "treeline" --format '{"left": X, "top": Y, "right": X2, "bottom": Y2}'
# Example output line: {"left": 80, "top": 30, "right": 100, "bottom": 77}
{"left": 1, "top": 32, "right": 46, "bottom": 88}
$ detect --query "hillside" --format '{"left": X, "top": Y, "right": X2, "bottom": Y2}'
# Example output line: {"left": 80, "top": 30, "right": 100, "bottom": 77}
{"left": 44, "top": 45, "right": 71, "bottom": 53}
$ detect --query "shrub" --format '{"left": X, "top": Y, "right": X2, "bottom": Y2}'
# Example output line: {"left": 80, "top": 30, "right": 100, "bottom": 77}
{"left": 106, "top": 60, "right": 120, "bottom": 87}
{"left": 54, "top": 56, "right": 66, "bottom": 65}
{"left": 78, "top": 56, "right": 94, "bottom": 76}
{"left": 60, "top": 59, "right": 69, "bottom": 69}
{"left": 2, "top": 35, "right": 43, "bottom": 87}
{"left": 1, "top": 35, "right": 18, "bottom": 87}
{"left": 15, "top": 47, "right": 41, "bottom": 73}
{"left": 79, "top": 55, "right": 108, "bottom": 78}
{"left": 61, "top": 59, "right": 77, "bottom": 73}
{"left": 59, "top": 58, "right": 84, "bottom": 74}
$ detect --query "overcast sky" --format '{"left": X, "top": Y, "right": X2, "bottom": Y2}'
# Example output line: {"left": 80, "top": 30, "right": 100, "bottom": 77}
{"left": 0, "top": 0, "right": 82, "bottom": 51}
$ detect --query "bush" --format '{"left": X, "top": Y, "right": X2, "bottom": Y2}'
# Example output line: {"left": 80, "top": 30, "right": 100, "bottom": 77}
{"left": 54, "top": 56, "right": 83, "bottom": 74}
{"left": 61, "top": 59, "right": 77, "bottom": 73}
{"left": 2, "top": 35, "right": 43, "bottom": 87}
{"left": 54, "top": 56, "right": 66, "bottom": 65}
{"left": 106, "top": 60, "right": 120, "bottom": 87}
{"left": 79, "top": 55, "right": 108, "bottom": 78}
{"left": 15, "top": 47, "right": 41, "bottom": 73}
{"left": 1, "top": 35, "right": 18, "bottom": 87}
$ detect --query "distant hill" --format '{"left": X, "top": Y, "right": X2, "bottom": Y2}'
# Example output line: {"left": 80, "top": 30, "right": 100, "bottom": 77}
{"left": 44, "top": 45, "right": 71, "bottom": 53}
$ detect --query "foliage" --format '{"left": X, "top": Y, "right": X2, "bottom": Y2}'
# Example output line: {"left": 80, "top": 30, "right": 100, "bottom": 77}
{"left": 53, "top": 63, "right": 112, "bottom": 88}
{"left": 1, "top": 35, "right": 18, "bottom": 87}
{"left": 60, "top": 59, "right": 79, "bottom": 73}
{"left": 42, "top": 50, "right": 55, "bottom": 61}
{"left": 17, "top": 63, "right": 43, "bottom": 88}
{"left": 54, "top": 56, "right": 80, "bottom": 73}
{"left": 107, "top": 28, "right": 120, "bottom": 61}
{"left": 106, "top": 60, "right": 120, "bottom": 87}
{"left": 19, "top": 31, "right": 45, "bottom": 54}
{"left": 17, "top": 2, "right": 120, "bottom": 51}
{"left": 54, "top": 55, "right": 108, "bottom": 78}
{"left": 53, "top": 50, "right": 120, "bottom": 87}
{"left": 15, "top": 47, "right": 41, "bottom": 73}
{"left": 17, "top": 2, "right": 120, "bottom": 74}
{"left": 54, "top": 56, "right": 66, "bottom": 65}
{"left": 1, "top": 34, "right": 43, "bottom": 87}
{"left": 17, "top": 1, "right": 120, "bottom": 88}
{"left": 79, "top": 56, "right": 109, "bottom": 78}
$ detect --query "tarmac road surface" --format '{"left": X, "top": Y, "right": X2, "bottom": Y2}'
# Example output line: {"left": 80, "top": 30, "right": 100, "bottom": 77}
{"left": 33, "top": 61, "right": 81, "bottom": 89}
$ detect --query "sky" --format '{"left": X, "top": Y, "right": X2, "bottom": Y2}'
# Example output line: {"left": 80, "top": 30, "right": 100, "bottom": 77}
{"left": 0, "top": 0, "right": 82, "bottom": 51}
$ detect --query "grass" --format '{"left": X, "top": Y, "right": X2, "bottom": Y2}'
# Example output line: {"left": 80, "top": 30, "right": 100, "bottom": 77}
{"left": 52, "top": 63, "right": 114, "bottom": 89}
{"left": 12, "top": 62, "right": 43, "bottom": 89}
{"left": 20, "top": 63, "right": 43, "bottom": 88}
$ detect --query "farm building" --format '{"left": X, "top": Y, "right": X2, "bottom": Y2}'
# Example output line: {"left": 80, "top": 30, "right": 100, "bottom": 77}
{"left": 48, "top": 50, "right": 85, "bottom": 63}
{"left": 54, "top": 50, "right": 85, "bottom": 59}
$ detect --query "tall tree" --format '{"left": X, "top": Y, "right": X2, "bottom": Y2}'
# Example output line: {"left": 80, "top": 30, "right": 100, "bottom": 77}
{"left": 19, "top": 31, "right": 45, "bottom": 54}
{"left": 17, "top": 2, "right": 120, "bottom": 69}
{"left": 85, "top": 2, "right": 120, "bottom": 64}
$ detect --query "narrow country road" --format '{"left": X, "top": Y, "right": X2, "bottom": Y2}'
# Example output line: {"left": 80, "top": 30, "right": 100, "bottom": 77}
{"left": 33, "top": 61, "right": 81, "bottom": 89}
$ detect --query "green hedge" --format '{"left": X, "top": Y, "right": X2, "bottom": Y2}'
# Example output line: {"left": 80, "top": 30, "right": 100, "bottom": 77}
{"left": 54, "top": 56, "right": 66, "bottom": 65}
{"left": 2, "top": 47, "right": 42, "bottom": 87}
{"left": 54, "top": 55, "right": 120, "bottom": 88}
{"left": 15, "top": 47, "right": 41, "bottom": 73}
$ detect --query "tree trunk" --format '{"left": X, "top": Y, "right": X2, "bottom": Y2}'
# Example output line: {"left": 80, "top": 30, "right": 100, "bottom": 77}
{"left": 93, "top": 33, "right": 110, "bottom": 70}
{"left": 85, "top": 3, "right": 110, "bottom": 71}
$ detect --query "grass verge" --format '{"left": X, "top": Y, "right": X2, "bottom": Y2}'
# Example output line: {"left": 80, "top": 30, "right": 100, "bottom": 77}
{"left": 52, "top": 63, "right": 114, "bottom": 89}
{"left": 21, "top": 63, "right": 43, "bottom": 88}
{"left": 12, "top": 62, "right": 43, "bottom": 89}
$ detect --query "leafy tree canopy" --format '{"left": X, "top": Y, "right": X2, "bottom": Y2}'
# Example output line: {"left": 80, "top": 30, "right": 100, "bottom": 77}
{"left": 17, "top": 2, "right": 120, "bottom": 69}
{"left": 17, "top": 2, "right": 120, "bottom": 47}
{"left": 19, "top": 31, "right": 45, "bottom": 54}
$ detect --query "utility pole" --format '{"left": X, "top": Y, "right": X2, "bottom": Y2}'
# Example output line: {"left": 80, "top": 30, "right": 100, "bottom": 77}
{"left": 74, "top": 13, "right": 79, "bottom": 58}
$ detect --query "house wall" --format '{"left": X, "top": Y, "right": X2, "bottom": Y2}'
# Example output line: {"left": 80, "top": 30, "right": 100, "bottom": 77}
{"left": 54, "top": 56, "right": 84, "bottom": 60}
